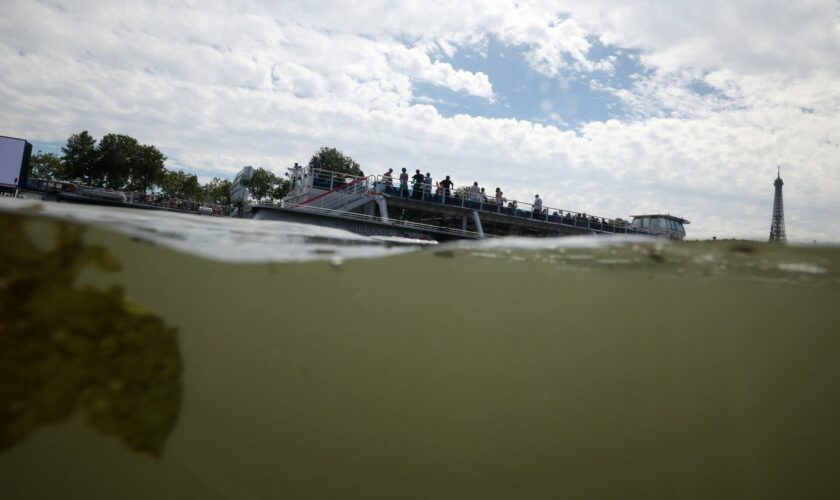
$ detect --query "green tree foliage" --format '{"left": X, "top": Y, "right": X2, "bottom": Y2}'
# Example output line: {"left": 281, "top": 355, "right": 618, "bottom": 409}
{"left": 201, "top": 177, "right": 232, "bottom": 205}
{"left": 308, "top": 146, "right": 363, "bottom": 176}
{"left": 129, "top": 144, "right": 167, "bottom": 193}
{"left": 249, "top": 167, "right": 280, "bottom": 201}
{"left": 96, "top": 134, "right": 139, "bottom": 189}
{"left": 28, "top": 152, "right": 63, "bottom": 180}
{"left": 453, "top": 186, "right": 470, "bottom": 198}
{"left": 96, "top": 134, "right": 167, "bottom": 192}
{"left": 160, "top": 170, "right": 202, "bottom": 200}
{"left": 61, "top": 131, "right": 98, "bottom": 184}
{"left": 58, "top": 131, "right": 166, "bottom": 193}
{"left": 271, "top": 179, "right": 290, "bottom": 201}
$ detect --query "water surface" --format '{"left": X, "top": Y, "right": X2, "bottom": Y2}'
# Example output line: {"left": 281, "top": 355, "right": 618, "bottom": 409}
{"left": 1, "top": 198, "right": 839, "bottom": 499}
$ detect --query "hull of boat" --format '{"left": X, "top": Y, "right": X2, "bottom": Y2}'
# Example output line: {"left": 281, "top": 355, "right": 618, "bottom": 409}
{"left": 249, "top": 205, "right": 463, "bottom": 241}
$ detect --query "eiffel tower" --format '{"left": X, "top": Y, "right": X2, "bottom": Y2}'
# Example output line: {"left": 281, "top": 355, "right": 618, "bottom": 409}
{"left": 769, "top": 167, "right": 786, "bottom": 243}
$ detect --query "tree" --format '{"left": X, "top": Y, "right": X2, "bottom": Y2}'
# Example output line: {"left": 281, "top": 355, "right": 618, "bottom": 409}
{"left": 271, "top": 179, "right": 290, "bottom": 201}
{"left": 202, "top": 177, "right": 232, "bottom": 205}
{"left": 453, "top": 186, "right": 470, "bottom": 198}
{"left": 94, "top": 134, "right": 167, "bottom": 192}
{"left": 29, "top": 152, "right": 63, "bottom": 180}
{"left": 308, "top": 146, "right": 363, "bottom": 176}
{"left": 58, "top": 131, "right": 166, "bottom": 192}
{"left": 61, "top": 131, "right": 98, "bottom": 184}
{"left": 160, "top": 170, "right": 202, "bottom": 199}
{"left": 129, "top": 144, "right": 167, "bottom": 193}
{"left": 96, "top": 133, "right": 139, "bottom": 189}
{"left": 249, "top": 167, "right": 280, "bottom": 201}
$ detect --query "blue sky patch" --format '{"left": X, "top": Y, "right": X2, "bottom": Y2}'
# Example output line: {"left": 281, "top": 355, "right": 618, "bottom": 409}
{"left": 412, "top": 36, "right": 649, "bottom": 128}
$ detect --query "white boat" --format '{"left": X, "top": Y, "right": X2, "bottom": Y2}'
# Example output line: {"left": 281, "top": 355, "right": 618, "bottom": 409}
{"left": 236, "top": 165, "right": 689, "bottom": 242}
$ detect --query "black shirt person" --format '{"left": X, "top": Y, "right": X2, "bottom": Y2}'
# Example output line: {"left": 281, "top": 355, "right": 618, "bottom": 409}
{"left": 439, "top": 175, "right": 454, "bottom": 197}
{"left": 411, "top": 169, "right": 425, "bottom": 198}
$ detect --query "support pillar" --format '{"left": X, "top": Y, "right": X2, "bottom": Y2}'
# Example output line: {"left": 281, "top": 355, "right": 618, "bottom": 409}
{"left": 472, "top": 210, "right": 484, "bottom": 238}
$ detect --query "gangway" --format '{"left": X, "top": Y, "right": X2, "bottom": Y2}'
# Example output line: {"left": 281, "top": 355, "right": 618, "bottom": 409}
{"left": 287, "top": 172, "right": 380, "bottom": 214}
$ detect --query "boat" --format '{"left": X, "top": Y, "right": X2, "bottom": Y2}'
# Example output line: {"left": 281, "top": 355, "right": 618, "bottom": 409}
{"left": 237, "top": 165, "right": 689, "bottom": 242}
{"left": 629, "top": 214, "right": 689, "bottom": 240}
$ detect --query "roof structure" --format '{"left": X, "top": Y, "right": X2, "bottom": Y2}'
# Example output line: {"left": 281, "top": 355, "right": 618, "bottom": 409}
{"left": 630, "top": 214, "right": 690, "bottom": 224}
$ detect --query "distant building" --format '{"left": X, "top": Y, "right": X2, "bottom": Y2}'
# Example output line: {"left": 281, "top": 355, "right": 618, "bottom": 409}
{"left": 769, "top": 167, "right": 786, "bottom": 243}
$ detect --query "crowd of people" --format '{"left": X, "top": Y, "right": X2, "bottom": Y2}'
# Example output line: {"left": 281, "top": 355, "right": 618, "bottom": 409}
{"left": 306, "top": 164, "right": 622, "bottom": 229}
{"left": 377, "top": 167, "right": 621, "bottom": 228}
{"left": 380, "top": 168, "right": 511, "bottom": 205}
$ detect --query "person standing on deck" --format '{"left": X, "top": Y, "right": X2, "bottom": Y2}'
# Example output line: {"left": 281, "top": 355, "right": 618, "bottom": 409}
{"left": 495, "top": 187, "right": 504, "bottom": 206}
{"left": 411, "top": 169, "right": 425, "bottom": 198}
{"left": 533, "top": 194, "right": 543, "bottom": 214}
{"left": 382, "top": 168, "right": 394, "bottom": 191}
{"left": 469, "top": 182, "right": 481, "bottom": 202}
{"left": 440, "top": 175, "right": 454, "bottom": 197}
{"left": 399, "top": 167, "right": 409, "bottom": 196}
{"left": 424, "top": 172, "right": 433, "bottom": 198}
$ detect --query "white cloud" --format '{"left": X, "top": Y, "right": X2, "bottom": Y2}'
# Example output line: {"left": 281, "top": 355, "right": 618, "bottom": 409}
{"left": 387, "top": 45, "right": 495, "bottom": 101}
{"left": 561, "top": 0, "right": 840, "bottom": 75}
{"left": 1, "top": 0, "right": 839, "bottom": 242}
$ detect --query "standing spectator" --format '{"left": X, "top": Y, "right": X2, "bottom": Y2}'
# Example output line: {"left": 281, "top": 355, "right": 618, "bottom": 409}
{"left": 440, "top": 175, "right": 454, "bottom": 197}
{"left": 423, "top": 172, "right": 432, "bottom": 199}
{"left": 480, "top": 187, "right": 488, "bottom": 203}
{"left": 533, "top": 194, "right": 543, "bottom": 214}
{"left": 495, "top": 187, "right": 504, "bottom": 205}
{"left": 469, "top": 182, "right": 481, "bottom": 202}
{"left": 382, "top": 168, "right": 394, "bottom": 192}
{"left": 399, "top": 167, "right": 409, "bottom": 196}
{"left": 411, "top": 169, "right": 424, "bottom": 198}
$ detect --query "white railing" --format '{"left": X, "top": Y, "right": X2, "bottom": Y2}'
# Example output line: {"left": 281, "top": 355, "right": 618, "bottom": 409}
{"left": 287, "top": 169, "right": 375, "bottom": 211}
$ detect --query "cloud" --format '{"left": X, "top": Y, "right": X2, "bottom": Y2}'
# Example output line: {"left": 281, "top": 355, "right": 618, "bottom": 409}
{"left": 1, "top": 0, "right": 839, "bottom": 242}
{"left": 562, "top": 0, "right": 840, "bottom": 74}
{"left": 387, "top": 45, "right": 495, "bottom": 101}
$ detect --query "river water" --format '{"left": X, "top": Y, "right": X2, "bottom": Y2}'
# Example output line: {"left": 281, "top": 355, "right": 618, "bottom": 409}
{"left": 1, "top": 197, "right": 839, "bottom": 499}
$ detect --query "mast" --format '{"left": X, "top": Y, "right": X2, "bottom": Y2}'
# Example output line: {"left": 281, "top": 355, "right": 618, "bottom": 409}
{"left": 769, "top": 167, "right": 787, "bottom": 243}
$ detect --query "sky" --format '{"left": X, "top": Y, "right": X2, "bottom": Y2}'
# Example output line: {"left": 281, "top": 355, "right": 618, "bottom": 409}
{"left": 1, "top": 0, "right": 839, "bottom": 242}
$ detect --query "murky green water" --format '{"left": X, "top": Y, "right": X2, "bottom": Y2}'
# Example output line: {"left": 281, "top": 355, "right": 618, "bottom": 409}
{"left": 1, "top": 202, "right": 839, "bottom": 499}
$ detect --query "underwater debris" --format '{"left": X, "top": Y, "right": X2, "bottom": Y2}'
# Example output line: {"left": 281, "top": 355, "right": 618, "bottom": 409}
{"left": 0, "top": 213, "right": 183, "bottom": 457}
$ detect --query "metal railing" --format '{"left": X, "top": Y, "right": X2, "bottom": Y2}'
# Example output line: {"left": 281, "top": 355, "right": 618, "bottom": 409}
{"left": 293, "top": 171, "right": 375, "bottom": 211}
{"left": 368, "top": 174, "right": 669, "bottom": 237}
{"left": 283, "top": 167, "right": 681, "bottom": 239}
